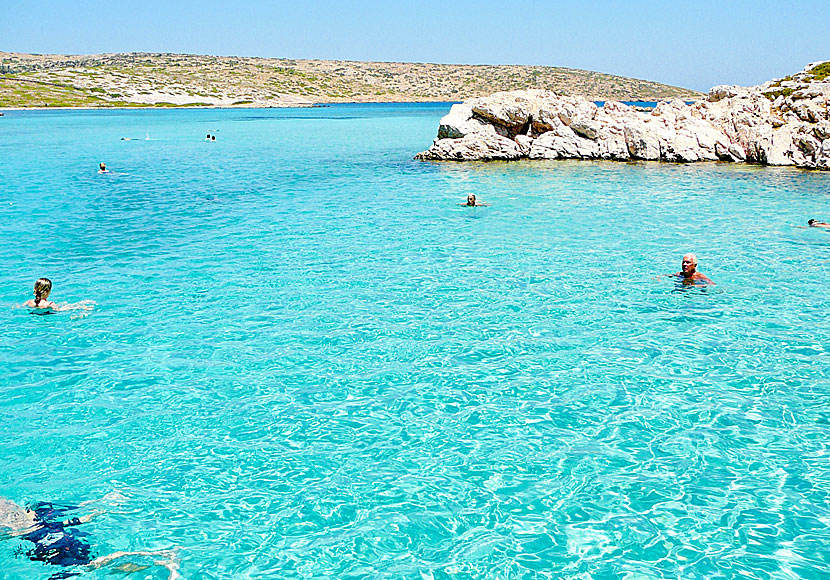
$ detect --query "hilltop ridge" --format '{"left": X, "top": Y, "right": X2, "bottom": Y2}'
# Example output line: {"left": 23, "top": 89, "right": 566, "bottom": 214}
{"left": 0, "top": 51, "right": 701, "bottom": 108}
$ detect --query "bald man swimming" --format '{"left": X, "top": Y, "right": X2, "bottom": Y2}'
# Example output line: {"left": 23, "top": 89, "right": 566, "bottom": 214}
{"left": 674, "top": 253, "right": 714, "bottom": 285}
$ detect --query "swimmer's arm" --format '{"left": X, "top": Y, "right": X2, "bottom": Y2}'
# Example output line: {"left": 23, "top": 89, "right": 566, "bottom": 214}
{"left": 62, "top": 511, "right": 99, "bottom": 527}
{"left": 89, "top": 548, "right": 181, "bottom": 580}
{"left": 60, "top": 300, "right": 96, "bottom": 312}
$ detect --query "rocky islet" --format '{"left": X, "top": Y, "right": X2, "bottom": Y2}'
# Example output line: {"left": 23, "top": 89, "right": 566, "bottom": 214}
{"left": 416, "top": 61, "right": 830, "bottom": 170}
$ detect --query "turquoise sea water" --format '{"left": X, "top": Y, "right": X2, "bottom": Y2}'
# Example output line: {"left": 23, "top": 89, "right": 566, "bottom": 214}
{"left": 1, "top": 104, "right": 830, "bottom": 579}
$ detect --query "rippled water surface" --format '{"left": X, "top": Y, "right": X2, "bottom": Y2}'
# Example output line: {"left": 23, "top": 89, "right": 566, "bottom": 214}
{"left": 1, "top": 105, "right": 830, "bottom": 579}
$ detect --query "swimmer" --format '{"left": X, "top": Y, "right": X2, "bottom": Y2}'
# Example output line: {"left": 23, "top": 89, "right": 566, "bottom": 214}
{"left": 460, "top": 194, "right": 489, "bottom": 207}
{"left": 0, "top": 497, "right": 180, "bottom": 579}
{"left": 21, "top": 279, "right": 95, "bottom": 314}
{"left": 674, "top": 253, "right": 714, "bottom": 285}
{"left": 206, "top": 133, "right": 211, "bottom": 140}
{"left": 808, "top": 219, "right": 830, "bottom": 229}
{"left": 98, "top": 162, "right": 110, "bottom": 174}
{"left": 24, "top": 278, "right": 58, "bottom": 310}
{"left": 211, "top": 135, "right": 216, "bottom": 141}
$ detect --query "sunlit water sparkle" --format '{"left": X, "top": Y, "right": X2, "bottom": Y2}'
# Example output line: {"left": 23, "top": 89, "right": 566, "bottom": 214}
{"left": 1, "top": 105, "right": 829, "bottom": 579}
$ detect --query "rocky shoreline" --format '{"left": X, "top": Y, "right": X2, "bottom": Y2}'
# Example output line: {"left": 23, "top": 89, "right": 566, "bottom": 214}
{"left": 416, "top": 62, "right": 830, "bottom": 170}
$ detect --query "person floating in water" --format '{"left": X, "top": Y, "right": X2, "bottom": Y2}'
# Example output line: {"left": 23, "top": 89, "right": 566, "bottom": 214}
{"left": 24, "top": 278, "right": 58, "bottom": 310}
{"left": 22, "top": 278, "right": 95, "bottom": 314}
{"left": 674, "top": 253, "right": 714, "bottom": 285}
{"left": 0, "top": 497, "right": 180, "bottom": 579}
{"left": 97, "top": 162, "right": 110, "bottom": 174}
{"left": 460, "top": 194, "right": 488, "bottom": 207}
{"left": 808, "top": 219, "right": 830, "bottom": 229}
{"left": 206, "top": 133, "right": 211, "bottom": 140}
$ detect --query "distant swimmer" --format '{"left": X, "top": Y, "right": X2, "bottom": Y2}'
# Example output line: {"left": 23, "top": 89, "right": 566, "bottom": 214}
{"left": 22, "top": 278, "right": 95, "bottom": 314}
{"left": 808, "top": 219, "right": 830, "bottom": 229}
{"left": 206, "top": 133, "right": 211, "bottom": 140}
{"left": 211, "top": 135, "right": 216, "bottom": 141}
{"left": 0, "top": 497, "right": 181, "bottom": 579}
{"left": 24, "top": 278, "right": 58, "bottom": 310}
{"left": 460, "top": 194, "right": 488, "bottom": 207}
{"left": 674, "top": 253, "right": 715, "bottom": 285}
{"left": 98, "top": 162, "right": 110, "bottom": 173}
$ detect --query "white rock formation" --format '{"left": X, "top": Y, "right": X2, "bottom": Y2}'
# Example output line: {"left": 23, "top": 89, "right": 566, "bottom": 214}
{"left": 415, "top": 62, "right": 830, "bottom": 170}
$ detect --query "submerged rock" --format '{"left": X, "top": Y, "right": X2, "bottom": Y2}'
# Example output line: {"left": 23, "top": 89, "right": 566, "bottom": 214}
{"left": 415, "top": 62, "right": 830, "bottom": 170}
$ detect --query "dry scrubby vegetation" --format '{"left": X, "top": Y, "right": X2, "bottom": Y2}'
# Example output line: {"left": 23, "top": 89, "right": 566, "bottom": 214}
{"left": 0, "top": 52, "right": 701, "bottom": 108}
{"left": 763, "top": 62, "right": 830, "bottom": 102}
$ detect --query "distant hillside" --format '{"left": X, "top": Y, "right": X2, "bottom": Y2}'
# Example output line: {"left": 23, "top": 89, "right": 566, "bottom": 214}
{"left": 0, "top": 52, "right": 701, "bottom": 108}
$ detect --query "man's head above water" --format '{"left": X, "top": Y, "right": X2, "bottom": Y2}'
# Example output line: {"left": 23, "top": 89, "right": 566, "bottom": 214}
{"left": 680, "top": 253, "right": 698, "bottom": 278}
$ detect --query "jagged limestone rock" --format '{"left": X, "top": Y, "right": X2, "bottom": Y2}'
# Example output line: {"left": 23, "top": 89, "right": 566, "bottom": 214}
{"left": 414, "top": 133, "right": 523, "bottom": 161}
{"left": 417, "top": 61, "right": 830, "bottom": 170}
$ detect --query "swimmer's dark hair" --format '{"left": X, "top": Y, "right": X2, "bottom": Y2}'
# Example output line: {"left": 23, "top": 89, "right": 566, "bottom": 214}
{"left": 33, "top": 278, "right": 52, "bottom": 307}
{"left": 808, "top": 219, "right": 816, "bottom": 225}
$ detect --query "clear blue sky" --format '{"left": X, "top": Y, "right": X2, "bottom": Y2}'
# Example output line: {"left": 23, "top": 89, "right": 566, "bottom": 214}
{"left": 3, "top": 0, "right": 828, "bottom": 91}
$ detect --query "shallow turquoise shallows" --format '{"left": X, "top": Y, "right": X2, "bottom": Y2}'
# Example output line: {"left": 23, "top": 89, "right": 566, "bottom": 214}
{"left": 2, "top": 105, "right": 830, "bottom": 580}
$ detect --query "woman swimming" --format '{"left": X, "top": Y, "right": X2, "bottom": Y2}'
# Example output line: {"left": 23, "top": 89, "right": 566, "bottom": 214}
{"left": 0, "top": 497, "right": 180, "bottom": 579}
{"left": 22, "top": 279, "right": 96, "bottom": 315}
{"left": 24, "top": 278, "right": 58, "bottom": 310}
